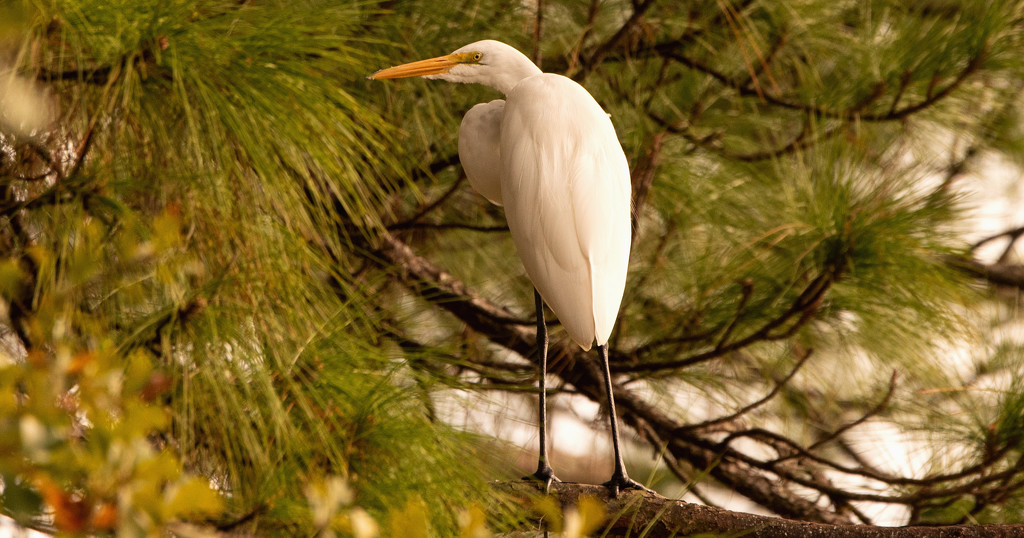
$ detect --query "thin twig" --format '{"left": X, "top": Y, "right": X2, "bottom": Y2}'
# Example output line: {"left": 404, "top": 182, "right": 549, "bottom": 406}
{"left": 579, "top": 0, "right": 657, "bottom": 79}
{"left": 714, "top": 279, "right": 754, "bottom": 352}
{"left": 664, "top": 46, "right": 986, "bottom": 122}
{"left": 678, "top": 347, "right": 813, "bottom": 433}
{"left": 620, "top": 266, "right": 839, "bottom": 373}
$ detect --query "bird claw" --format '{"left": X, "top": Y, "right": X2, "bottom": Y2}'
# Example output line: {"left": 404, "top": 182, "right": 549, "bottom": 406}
{"left": 602, "top": 474, "right": 646, "bottom": 498}
{"left": 524, "top": 466, "right": 561, "bottom": 493}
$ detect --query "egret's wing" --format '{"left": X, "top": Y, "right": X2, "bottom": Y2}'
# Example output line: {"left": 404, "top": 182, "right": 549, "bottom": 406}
{"left": 569, "top": 119, "right": 632, "bottom": 346}
{"left": 459, "top": 100, "right": 505, "bottom": 206}
{"left": 502, "top": 74, "right": 631, "bottom": 349}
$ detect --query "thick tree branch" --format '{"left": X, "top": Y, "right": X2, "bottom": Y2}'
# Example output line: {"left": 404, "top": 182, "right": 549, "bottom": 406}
{"left": 946, "top": 255, "right": 1024, "bottom": 290}
{"left": 372, "top": 232, "right": 535, "bottom": 357}
{"left": 498, "top": 481, "right": 1024, "bottom": 537}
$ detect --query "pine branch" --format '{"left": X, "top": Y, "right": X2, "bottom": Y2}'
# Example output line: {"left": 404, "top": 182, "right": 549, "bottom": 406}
{"left": 35, "top": 65, "right": 114, "bottom": 85}
{"left": 619, "top": 265, "right": 839, "bottom": 373}
{"left": 372, "top": 230, "right": 1024, "bottom": 520}
{"left": 388, "top": 174, "right": 465, "bottom": 230}
{"left": 371, "top": 230, "right": 850, "bottom": 522}
{"left": 629, "top": 131, "right": 666, "bottom": 237}
{"left": 946, "top": 255, "right": 1024, "bottom": 289}
{"left": 579, "top": 0, "right": 657, "bottom": 78}
{"left": 497, "top": 481, "right": 1024, "bottom": 537}
{"left": 661, "top": 47, "right": 986, "bottom": 122}
{"left": 677, "top": 346, "right": 813, "bottom": 433}
{"left": 971, "top": 226, "right": 1024, "bottom": 262}
{"left": 372, "top": 231, "right": 535, "bottom": 358}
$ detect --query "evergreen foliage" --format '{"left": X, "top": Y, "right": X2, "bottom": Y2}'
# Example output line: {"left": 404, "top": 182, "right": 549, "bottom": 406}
{"left": 1, "top": 0, "right": 1024, "bottom": 535}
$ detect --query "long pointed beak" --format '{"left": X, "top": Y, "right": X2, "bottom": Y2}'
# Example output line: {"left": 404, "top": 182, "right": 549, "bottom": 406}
{"left": 368, "top": 54, "right": 459, "bottom": 79}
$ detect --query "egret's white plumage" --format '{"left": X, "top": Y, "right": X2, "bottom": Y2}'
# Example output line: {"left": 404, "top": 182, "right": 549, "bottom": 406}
{"left": 373, "top": 39, "right": 630, "bottom": 350}
{"left": 370, "top": 39, "right": 640, "bottom": 493}
{"left": 499, "top": 73, "right": 631, "bottom": 350}
{"left": 458, "top": 100, "right": 505, "bottom": 206}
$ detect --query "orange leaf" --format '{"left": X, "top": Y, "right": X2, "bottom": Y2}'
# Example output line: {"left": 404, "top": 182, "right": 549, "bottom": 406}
{"left": 37, "top": 477, "right": 90, "bottom": 533}
{"left": 92, "top": 502, "right": 118, "bottom": 530}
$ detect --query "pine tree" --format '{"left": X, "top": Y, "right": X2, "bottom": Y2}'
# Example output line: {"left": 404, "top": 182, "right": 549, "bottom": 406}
{"left": 2, "top": 0, "right": 1024, "bottom": 535}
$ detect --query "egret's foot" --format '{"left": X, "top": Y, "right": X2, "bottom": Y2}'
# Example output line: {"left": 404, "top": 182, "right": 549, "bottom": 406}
{"left": 524, "top": 466, "right": 561, "bottom": 493}
{"left": 602, "top": 474, "right": 645, "bottom": 498}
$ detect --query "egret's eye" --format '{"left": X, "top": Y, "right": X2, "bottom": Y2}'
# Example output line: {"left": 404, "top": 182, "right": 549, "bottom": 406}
{"left": 473, "top": 52, "right": 482, "bottom": 61}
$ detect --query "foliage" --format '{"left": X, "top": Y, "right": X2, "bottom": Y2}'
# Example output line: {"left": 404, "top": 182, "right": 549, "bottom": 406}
{"left": 361, "top": 0, "right": 1024, "bottom": 528}
{"left": 0, "top": 0, "right": 506, "bottom": 535}
{"left": 1, "top": 0, "right": 1024, "bottom": 535}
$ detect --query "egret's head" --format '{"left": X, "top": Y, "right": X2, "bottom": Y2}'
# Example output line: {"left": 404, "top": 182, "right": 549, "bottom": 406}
{"left": 369, "top": 40, "right": 542, "bottom": 95}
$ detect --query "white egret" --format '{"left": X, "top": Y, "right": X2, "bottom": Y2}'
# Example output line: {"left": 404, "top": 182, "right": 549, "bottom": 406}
{"left": 370, "top": 40, "right": 640, "bottom": 494}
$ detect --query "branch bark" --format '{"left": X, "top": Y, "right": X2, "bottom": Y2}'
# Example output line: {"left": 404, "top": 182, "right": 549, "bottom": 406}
{"left": 497, "top": 481, "right": 1024, "bottom": 537}
{"left": 946, "top": 255, "right": 1024, "bottom": 290}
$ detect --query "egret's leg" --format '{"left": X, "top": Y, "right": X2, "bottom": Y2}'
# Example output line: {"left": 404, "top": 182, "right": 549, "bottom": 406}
{"left": 529, "top": 289, "right": 559, "bottom": 491}
{"left": 598, "top": 343, "right": 643, "bottom": 496}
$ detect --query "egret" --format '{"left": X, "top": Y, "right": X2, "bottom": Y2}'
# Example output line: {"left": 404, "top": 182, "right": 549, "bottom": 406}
{"left": 370, "top": 40, "right": 640, "bottom": 494}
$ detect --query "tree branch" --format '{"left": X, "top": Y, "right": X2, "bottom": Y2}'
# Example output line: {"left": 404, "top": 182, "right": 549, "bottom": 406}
{"left": 579, "top": 0, "right": 657, "bottom": 78}
{"left": 619, "top": 266, "right": 839, "bottom": 373}
{"left": 35, "top": 65, "right": 114, "bottom": 85}
{"left": 497, "top": 481, "right": 1024, "bottom": 537}
{"left": 629, "top": 131, "right": 666, "bottom": 238}
{"left": 662, "top": 47, "right": 986, "bottom": 122}
{"left": 371, "top": 230, "right": 851, "bottom": 522}
{"left": 679, "top": 346, "right": 813, "bottom": 433}
{"left": 946, "top": 255, "right": 1024, "bottom": 290}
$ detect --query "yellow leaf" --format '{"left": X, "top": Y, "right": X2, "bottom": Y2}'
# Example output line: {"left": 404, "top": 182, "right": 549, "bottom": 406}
{"left": 563, "top": 496, "right": 607, "bottom": 538}
{"left": 389, "top": 496, "right": 429, "bottom": 538}
{"left": 576, "top": 496, "right": 607, "bottom": 537}
{"left": 123, "top": 351, "right": 155, "bottom": 395}
{"left": 135, "top": 452, "right": 181, "bottom": 485}
{"left": 165, "top": 477, "right": 224, "bottom": 519}
{"left": 152, "top": 211, "right": 181, "bottom": 251}
{"left": 0, "top": 259, "right": 26, "bottom": 300}
{"left": 532, "top": 495, "right": 562, "bottom": 532}
{"left": 458, "top": 504, "right": 491, "bottom": 538}
{"left": 115, "top": 403, "right": 169, "bottom": 439}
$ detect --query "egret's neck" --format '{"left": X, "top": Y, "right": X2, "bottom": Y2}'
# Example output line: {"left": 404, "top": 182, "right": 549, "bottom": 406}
{"left": 489, "top": 62, "right": 543, "bottom": 95}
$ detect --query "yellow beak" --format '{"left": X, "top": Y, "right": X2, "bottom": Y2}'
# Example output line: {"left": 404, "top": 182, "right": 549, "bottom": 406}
{"left": 368, "top": 54, "right": 460, "bottom": 79}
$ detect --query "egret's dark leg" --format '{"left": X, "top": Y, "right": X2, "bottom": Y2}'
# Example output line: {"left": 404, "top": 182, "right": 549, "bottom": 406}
{"left": 528, "top": 289, "right": 559, "bottom": 491}
{"left": 598, "top": 343, "right": 643, "bottom": 496}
